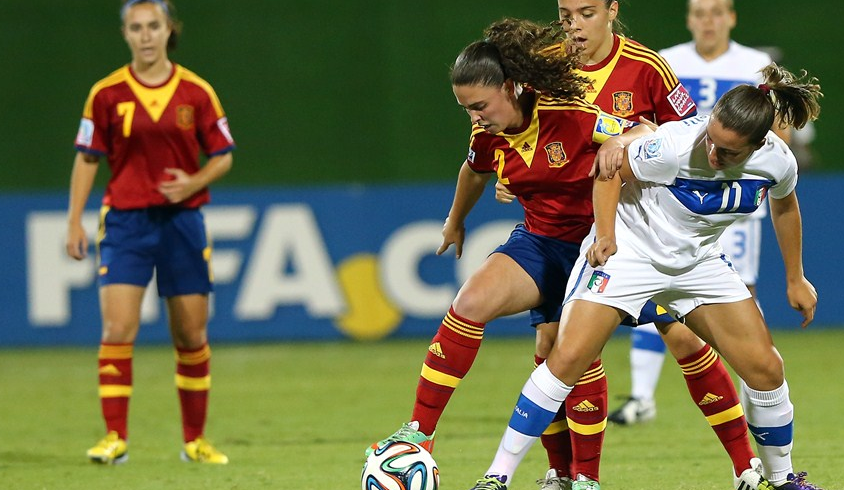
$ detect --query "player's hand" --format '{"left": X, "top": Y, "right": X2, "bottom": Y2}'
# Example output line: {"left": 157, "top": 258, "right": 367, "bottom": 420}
{"left": 158, "top": 168, "right": 197, "bottom": 204}
{"left": 585, "top": 236, "right": 617, "bottom": 267}
{"left": 787, "top": 276, "right": 817, "bottom": 328}
{"left": 66, "top": 222, "right": 89, "bottom": 260}
{"left": 437, "top": 217, "right": 465, "bottom": 258}
{"left": 591, "top": 136, "right": 625, "bottom": 180}
{"left": 494, "top": 181, "right": 516, "bottom": 204}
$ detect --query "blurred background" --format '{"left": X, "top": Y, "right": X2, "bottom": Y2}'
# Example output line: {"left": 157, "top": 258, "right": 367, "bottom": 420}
{"left": 1, "top": 0, "right": 841, "bottom": 346}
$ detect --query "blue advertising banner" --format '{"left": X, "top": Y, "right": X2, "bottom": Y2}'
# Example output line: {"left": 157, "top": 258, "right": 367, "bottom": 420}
{"left": 0, "top": 177, "right": 839, "bottom": 347}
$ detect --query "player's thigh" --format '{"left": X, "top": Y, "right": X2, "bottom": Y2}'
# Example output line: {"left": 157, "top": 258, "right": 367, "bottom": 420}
{"left": 684, "top": 300, "right": 782, "bottom": 390}
{"left": 99, "top": 284, "right": 146, "bottom": 342}
{"left": 547, "top": 300, "right": 623, "bottom": 385}
{"left": 453, "top": 252, "right": 541, "bottom": 321}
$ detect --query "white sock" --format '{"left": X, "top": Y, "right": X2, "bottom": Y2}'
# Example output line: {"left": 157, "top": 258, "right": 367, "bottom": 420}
{"left": 485, "top": 363, "right": 574, "bottom": 484}
{"left": 630, "top": 323, "right": 665, "bottom": 401}
{"left": 740, "top": 379, "right": 794, "bottom": 484}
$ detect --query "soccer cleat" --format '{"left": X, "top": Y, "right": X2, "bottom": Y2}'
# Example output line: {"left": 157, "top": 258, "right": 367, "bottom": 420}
{"left": 181, "top": 436, "right": 229, "bottom": 464}
{"left": 537, "top": 468, "right": 572, "bottom": 490}
{"left": 607, "top": 396, "right": 656, "bottom": 425}
{"left": 774, "top": 472, "right": 823, "bottom": 490}
{"left": 469, "top": 475, "right": 508, "bottom": 490}
{"left": 365, "top": 421, "right": 435, "bottom": 457}
{"left": 735, "top": 458, "right": 776, "bottom": 490}
{"left": 570, "top": 474, "right": 600, "bottom": 490}
{"left": 87, "top": 431, "right": 128, "bottom": 464}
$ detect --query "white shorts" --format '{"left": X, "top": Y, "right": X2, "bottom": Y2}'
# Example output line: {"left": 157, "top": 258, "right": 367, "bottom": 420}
{"left": 718, "top": 216, "right": 761, "bottom": 286}
{"left": 564, "top": 238, "right": 752, "bottom": 320}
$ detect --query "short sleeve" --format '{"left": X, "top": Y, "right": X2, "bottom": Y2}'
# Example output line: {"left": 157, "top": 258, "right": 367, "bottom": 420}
{"left": 626, "top": 129, "right": 680, "bottom": 184}
{"left": 768, "top": 152, "right": 798, "bottom": 200}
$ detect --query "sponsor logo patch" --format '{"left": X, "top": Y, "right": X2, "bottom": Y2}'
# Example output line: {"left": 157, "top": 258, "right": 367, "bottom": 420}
{"left": 573, "top": 400, "right": 600, "bottom": 412}
{"left": 76, "top": 118, "right": 94, "bottom": 147}
{"left": 612, "top": 91, "right": 634, "bottom": 117}
{"left": 667, "top": 84, "right": 695, "bottom": 116}
{"left": 595, "top": 114, "right": 625, "bottom": 137}
{"left": 467, "top": 148, "right": 476, "bottom": 163}
{"left": 587, "top": 271, "right": 610, "bottom": 293}
{"left": 544, "top": 142, "right": 568, "bottom": 168}
{"left": 217, "top": 117, "right": 234, "bottom": 144}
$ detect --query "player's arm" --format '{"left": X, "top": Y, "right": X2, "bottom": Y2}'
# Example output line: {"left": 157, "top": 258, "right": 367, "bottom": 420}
{"left": 769, "top": 190, "right": 816, "bottom": 327}
{"left": 66, "top": 151, "right": 100, "bottom": 260}
{"left": 592, "top": 120, "right": 656, "bottom": 180}
{"left": 158, "top": 152, "right": 233, "bottom": 204}
{"left": 587, "top": 151, "right": 636, "bottom": 267}
{"left": 438, "top": 160, "right": 493, "bottom": 258}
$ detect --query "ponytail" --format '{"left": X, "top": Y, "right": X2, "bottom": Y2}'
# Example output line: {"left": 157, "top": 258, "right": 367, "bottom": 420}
{"left": 712, "top": 63, "right": 822, "bottom": 144}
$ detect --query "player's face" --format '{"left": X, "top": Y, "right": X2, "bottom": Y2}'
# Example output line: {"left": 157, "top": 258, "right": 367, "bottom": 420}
{"left": 703, "top": 118, "right": 761, "bottom": 170}
{"left": 557, "top": 0, "right": 617, "bottom": 64}
{"left": 687, "top": 0, "right": 736, "bottom": 55}
{"left": 122, "top": 2, "right": 172, "bottom": 66}
{"left": 453, "top": 82, "right": 523, "bottom": 134}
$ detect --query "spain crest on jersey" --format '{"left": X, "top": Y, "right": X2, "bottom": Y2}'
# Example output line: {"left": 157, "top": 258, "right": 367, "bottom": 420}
{"left": 612, "top": 91, "right": 634, "bottom": 117}
{"left": 176, "top": 105, "right": 195, "bottom": 130}
{"left": 544, "top": 142, "right": 568, "bottom": 168}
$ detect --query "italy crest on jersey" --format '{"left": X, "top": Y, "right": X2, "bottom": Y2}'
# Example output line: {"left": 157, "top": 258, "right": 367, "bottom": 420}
{"left": 544, "top": 142, "right": 568, "bottom": 168}
{"left": 612, "top": 91, "right": 634, "bottom": 117}
{"left": 587, "top": 271, "right": 610, "bottom": 293}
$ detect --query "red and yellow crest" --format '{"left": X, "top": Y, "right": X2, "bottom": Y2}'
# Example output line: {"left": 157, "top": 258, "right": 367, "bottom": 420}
{"left": 176, "top": 105, "right": 195, "bottom": 130}
{"left": 544, "top": 142, "right": 568, "bottom": 168}
{"left": 612, "top": 91, "right": 634, "bottom": 117}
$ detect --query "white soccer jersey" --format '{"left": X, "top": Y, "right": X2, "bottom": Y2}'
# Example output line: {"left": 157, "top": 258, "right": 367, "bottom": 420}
{"left": 659, "top": 41, "right": 772, "bottom": 115}
{"left": 620, "top": 115, "right": 797, "bottom": 271}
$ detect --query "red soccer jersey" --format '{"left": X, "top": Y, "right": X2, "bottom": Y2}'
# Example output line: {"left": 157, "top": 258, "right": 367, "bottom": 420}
{"left": 576, "top": 34, "right": 696, "bottom": 124}
{"left": 467, "top": 94, "right": 632, "bottom": 243}
{"left": 74, "top": 64, "right": 235, "bottom": 209}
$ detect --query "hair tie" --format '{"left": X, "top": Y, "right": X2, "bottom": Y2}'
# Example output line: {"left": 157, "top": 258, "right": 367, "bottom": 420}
{"left": 758, "top": 83, "right": 771, "bottom": 95}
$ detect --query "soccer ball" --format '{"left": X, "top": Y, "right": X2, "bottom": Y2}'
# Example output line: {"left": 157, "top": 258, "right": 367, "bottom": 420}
{"left": 361, "top": 441, "right": 440, "bottom": 490}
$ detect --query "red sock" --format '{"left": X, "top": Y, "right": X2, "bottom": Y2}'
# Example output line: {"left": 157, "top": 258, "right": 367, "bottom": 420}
{"left": 536, "top": 355, "right": 574, "bottom": 476}
{"left": 412, "top": 307, "right": 484, "bottom": 436}
{"left": 98, "top": 343, "right": 133, "bottom": 440}
{"left": 176, "top": 344, "right": 211, "bottom": 443}
{"left": 678, "top": 345, "right": 754, "bottom": 475}
{"left": 566, "top": 360, "right": 607, "bottom": 482}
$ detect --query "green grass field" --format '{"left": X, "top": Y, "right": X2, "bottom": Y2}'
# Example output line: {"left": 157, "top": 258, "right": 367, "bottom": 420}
{"left": 1, "top": 329, "right": 842, "bottom": 489}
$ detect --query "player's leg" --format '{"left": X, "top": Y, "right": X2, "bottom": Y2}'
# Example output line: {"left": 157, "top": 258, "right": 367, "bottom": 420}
{"left": 87, "top": 207, "right": 152, "bottom": 464}
{"left": 88, "top": 284, "right": 145, "bottom": 464}
{"left": 659, "top": 320, "right": 756, "bottom": 477}
{"left": 159, "top": 208, "right": 227, "bottom": 464}
{"left": 370, "top": 250, "right": 542, "bottom": 455}
{"left": 535, "top": 322, "right": 574, "bottom": 486}
{"left": 470, "top": 300, "right": 623, "bottom": 489}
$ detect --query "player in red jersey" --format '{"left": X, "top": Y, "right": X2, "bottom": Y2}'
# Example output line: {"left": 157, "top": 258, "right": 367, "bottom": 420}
{"left": 489, "top": 2, "right": 758, "bottom": 489}
{"left": 366, "top": 18, "right": 652, "bottom": 481}
{"left": 66, "top": 0, "right": 233, "bottom": 465}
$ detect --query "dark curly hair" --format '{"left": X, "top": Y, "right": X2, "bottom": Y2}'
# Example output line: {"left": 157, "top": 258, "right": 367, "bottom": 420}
{"left": 451, "top": 18, "right": 590, "bottom": 100}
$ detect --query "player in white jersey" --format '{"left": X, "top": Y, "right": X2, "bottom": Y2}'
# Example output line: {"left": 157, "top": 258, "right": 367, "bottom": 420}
{"left": 609, "top": 0, "right": 776, "bottom": 430}
{"left": 467, "top": 63, "right": 823, "bottom": 490}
